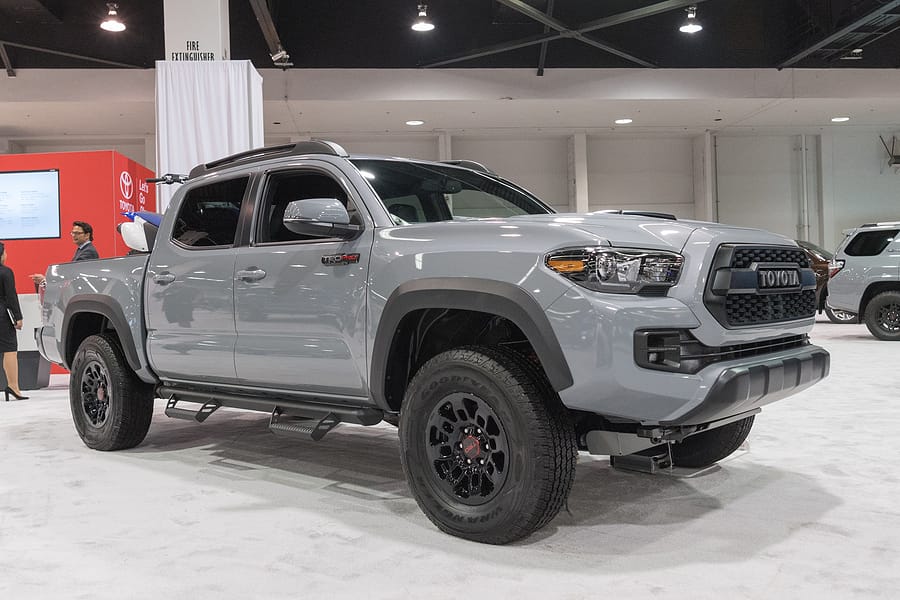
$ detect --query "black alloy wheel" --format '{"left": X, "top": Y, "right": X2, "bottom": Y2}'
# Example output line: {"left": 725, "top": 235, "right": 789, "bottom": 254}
{"left": 424, "top": 392, "right": 510, "bottom": 506}
{"left": 80, "top": 359, "right": 111, "bottom": 427}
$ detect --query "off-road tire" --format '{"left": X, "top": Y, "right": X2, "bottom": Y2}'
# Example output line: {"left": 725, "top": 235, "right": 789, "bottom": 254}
{"left": 825, "top": 306, "right": 858, "bottom": 324}
{"left": 399, "top": 345, "right": 576, "bottom": 545}
{"left": 69, "top": 333, "right": 154, "bottom": 451}
{"left": 864, "top": 291, "right": 900, "bottom": 341}
{"left": 671, "top": 416, "right": 755, "bottom": 468}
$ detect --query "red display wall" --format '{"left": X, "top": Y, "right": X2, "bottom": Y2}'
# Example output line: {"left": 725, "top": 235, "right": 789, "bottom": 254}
{"left": 0, "top": 150, "right": 157, "bottom": 294}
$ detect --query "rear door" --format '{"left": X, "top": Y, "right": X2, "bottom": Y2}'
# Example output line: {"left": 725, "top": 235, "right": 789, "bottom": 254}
{"left": 145, "top": 176, "right": 251, "bottom": 383}
{"left": 232, "top": 164, "right": 372, "bottom": 399}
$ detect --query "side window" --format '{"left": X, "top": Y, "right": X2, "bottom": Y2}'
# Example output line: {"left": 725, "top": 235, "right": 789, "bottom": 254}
{"left": 257, "top": 171, "right": 362, "bottom": 243}
{"left": 172, "top": 177, "right": 248, "bottom": 248}
{"left": 844, "top": 230, "right": 899, "bottom": 256}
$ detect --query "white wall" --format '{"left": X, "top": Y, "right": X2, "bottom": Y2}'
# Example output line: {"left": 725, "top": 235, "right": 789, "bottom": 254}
{"left": 715, "top": 136, "right": 803, "bottom": 240}
{"left": 14, "top": 140, "right": 148, "bottom": 166}
{"left": 586, "top": 137, "right": 695, "bottom": 217}
{"left": 451, "top": 137, "right": 570, "bottom": 212}
{"left": 825, "top": 132, "right": 900, "bottom": 248}
{"left": 326, "top": 136, "right": 440, "bottom": 162}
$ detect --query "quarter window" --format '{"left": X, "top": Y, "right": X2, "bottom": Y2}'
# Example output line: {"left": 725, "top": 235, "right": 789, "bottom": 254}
{"left": 172, "top": 177, "right": 249, "bottom": 248}
{"left": 844, "top": 230, "right": 899, "bottom": 256}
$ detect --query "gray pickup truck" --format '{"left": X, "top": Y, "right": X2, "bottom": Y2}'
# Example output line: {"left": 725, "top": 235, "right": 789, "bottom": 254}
{"left": 37, "top": 141, "right": 829, "bottom": 544}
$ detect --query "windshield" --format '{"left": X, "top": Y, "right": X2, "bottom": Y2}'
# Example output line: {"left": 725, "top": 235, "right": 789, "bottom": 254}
{"left": 351, "top": 159, "right": 554, "bottom": 225}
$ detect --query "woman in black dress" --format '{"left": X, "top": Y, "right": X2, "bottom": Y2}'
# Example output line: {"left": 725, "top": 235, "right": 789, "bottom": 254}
{"left": 0, "top": 241, "right": 27, "bottom": 401}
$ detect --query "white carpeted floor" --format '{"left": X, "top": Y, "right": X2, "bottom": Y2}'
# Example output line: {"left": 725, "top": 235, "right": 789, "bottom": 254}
{"left": 1, "top": 316, "right": 897, "bottom": 599}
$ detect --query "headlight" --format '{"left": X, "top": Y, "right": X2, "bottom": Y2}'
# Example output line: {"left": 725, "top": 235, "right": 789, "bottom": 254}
{"left": 545, "top": 247, "right": 684, "bottom": 294}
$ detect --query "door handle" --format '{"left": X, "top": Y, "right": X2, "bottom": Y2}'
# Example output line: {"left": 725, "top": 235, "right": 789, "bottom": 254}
{"left": 236, "top": 268, "right": 267, "bottom": 282}
{"left": 153, "top": 272, "right": 175, "bottom": 285}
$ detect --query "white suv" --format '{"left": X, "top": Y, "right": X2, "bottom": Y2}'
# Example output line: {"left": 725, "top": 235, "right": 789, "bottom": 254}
{"left": 828, "top": 222, "right": 900, "bottom": 340}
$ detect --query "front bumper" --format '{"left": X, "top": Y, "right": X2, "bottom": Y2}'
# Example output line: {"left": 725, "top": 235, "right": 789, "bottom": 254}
{"left": 659, "top": 344, "right": 829, "bottom": 426}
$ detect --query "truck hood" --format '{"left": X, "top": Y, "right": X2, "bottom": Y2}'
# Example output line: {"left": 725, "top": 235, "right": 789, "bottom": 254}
{"left": 506, "top": 213, "right": 700, "bottom": 251}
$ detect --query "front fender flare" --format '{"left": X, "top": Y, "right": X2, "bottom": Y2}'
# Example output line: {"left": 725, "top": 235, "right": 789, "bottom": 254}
{"left": 370, "top": 278, "right": 573, "bottom": 409}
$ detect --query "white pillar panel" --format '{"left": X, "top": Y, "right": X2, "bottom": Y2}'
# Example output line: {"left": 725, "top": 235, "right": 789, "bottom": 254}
{"left": 692, "top": 132, "right": 716, "bottom": 222}
{"left": 438, "top": 132, "right": 452, "bottom": 161}
{"left": 163, "top": 0, "right": 230, "bottom": 61}
{"left": 155, "top": 61, "right": 264, "bottom": 211}
{"left": 569, "top": 133, "right": 589, "bottom": 214}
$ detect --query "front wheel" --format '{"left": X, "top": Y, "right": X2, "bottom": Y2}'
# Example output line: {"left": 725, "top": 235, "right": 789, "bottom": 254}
{"left": 670, "top": 416, "right": 755, "bottom": 468}
{"left": 69, "top": 333, "right": 154, "bottom": 451}
{"left": 825, "top": 306, "right": 858, "bottom": 324}
{"left": 399, "top": 346, "right": 576, "bottom": 545}
{"left": 864, "top": 291, "right": 900, "bottom": 340}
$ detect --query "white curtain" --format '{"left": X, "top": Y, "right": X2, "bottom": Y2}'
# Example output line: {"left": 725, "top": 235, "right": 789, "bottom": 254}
{"left": 155, "top": 60, "right": 264, "bottom": 212}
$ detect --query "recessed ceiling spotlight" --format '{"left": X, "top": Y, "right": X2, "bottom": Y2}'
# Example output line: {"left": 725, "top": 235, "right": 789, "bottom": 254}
{"left": 411, "top": 4, "right": 435, "bottom": 32}
{"left": 679, "top": 5, "right": 702, "bottom": 34}
{"left": 614, "top": 118, "right": 633, "bottom": 125}
{"left": 831, "top": 116, "right": 850, "bottom": 123}
{"left": 406, "top": 120, "right": 425, "bottom": 126}
{"left": 100, "top": 3, "right": 126, "bottom": 32}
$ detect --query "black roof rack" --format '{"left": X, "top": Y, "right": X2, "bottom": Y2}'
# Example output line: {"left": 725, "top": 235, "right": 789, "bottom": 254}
{"left": 188, "top": 140, "right": 348, "bottom": 179}
{"left": 440, "top": 160, "right": 496, "bottom": 175}
{"left": 597, "top": 209, "right": 677, "bottom": 221}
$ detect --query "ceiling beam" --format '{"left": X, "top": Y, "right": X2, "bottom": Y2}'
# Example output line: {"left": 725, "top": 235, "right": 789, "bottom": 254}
{"left": 0, "top": 43, "right": 14, "bottom": 77}
{"left": 248, "top": 0, "right": 291, "bottom": 67}
{"left": 496, "top": 0, "right": 656, "bottom": 68}
{"left": 779, "top": 0, "right": 900, "bottom": 68}
{"left": 0, "top": 39, "right": 142, "bottom": 68}
{"left": 536, "top": 0, "right": 555, "bottom": 76}
{"left": 425, "top": 0, "right": 711, "bottom": 69}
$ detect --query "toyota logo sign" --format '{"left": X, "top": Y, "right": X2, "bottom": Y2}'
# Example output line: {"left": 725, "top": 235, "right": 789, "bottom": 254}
{"left": 120, "top": 171, "right": 134, "bottom": 200}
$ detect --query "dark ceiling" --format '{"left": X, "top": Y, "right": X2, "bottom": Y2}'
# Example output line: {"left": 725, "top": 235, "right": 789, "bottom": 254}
{"left": 1, "top": 0, "right": 899, "bottom": 74}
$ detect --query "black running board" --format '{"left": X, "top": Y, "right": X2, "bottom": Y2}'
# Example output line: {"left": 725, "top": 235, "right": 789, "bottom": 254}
{"left": 165, "top": 397, "right": 220, "bottom": 422}
{"left": 156, "top": 385, "right": 383, "bottom": 426}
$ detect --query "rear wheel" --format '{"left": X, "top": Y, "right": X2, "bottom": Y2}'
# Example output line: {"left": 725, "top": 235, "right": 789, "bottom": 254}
{"left": 864, "top": 291, "right": 900, "bottom": 340}
{"left": 69, "top": 333, "right": 154, "bottom": 451}
{"left": 824, "top": 306, "right": 858, "bottom": 324}
{"left": 671, "top": 416, "right": 755, "bottom": 468}
{"left": 399, "top": 346, "right": 576, "bottom": 544}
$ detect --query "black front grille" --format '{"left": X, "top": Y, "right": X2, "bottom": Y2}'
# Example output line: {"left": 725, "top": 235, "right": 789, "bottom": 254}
{"left": 731, "top": 247, "right": 809, "bottom": 268}
{"left": 725, "top": 290, "right": 816, "bottom": 325}
{"left": 705, "top": 244, "right": 817, "bottom": 328}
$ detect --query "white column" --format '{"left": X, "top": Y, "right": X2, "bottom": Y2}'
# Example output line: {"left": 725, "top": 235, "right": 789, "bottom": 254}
{"left": 819, "top": 132, "right": 836, "bottom": 250}
{"left": 438, "top": 132, "right": 452, "bottom": 161}
{"left": 163, "top": 0, "right": 230, "bottom": 61}
{"left": 568, "top": 133, "right": 589, "bottom": 213}
{"left": 692, "top": 131, "right": 717, "bottom": 222}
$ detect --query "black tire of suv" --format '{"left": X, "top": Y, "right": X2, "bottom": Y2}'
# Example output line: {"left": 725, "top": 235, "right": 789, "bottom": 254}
{"left": 69, "top": 333, "right": 154, "bottom": 451}
{"left": 398, "top": 345, "right": 576, "bottom": 545}
{"left": 671, "top": 416, "right": 755, "bottom": 468}
{"left": 825, "top": 306, "right": 858, "bottom": 324}
{"left": 864, "top": 291, "right": 900, "bottom": 341}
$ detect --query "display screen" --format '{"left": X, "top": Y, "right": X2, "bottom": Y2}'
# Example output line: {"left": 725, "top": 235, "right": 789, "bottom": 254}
{"left": 0, "top": 169, "right": 61, "bottom": 240}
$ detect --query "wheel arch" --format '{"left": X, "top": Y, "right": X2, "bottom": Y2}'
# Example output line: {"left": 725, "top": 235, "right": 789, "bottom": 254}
{"left": 63, "top": 296, "right": 143, "bottom": 374}
{"left": 370, "top": 278, "right": 573, "bottom": 412}
{"left": 860, "top": 281, "right": 900, "bottom": 316}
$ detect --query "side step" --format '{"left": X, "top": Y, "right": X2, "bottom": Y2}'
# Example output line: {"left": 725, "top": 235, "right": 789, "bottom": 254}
{"left": 610, "top": 448, "right": 672, "bottom": 474}
{"left": 165, "top": 398, "right": 220, "bottom": 423}
{"left": 268, "top": 409, "right": 340, "bottom": 442}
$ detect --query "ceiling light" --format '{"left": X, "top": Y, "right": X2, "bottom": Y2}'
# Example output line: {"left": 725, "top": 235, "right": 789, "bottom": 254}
{"left": 831, "top": 116, "right": 850, "bottom": 123}
{"left": 614, "top": 118, "right": 633, "bottom": 125}
{"left": 100, "top": 3, "right": 126, "bottom": 32}
{"left": 840, "top": 48, "right": 864, "bottom": 60}
{"left": 405, "top": 120, "right": 425, "bottom": 126}
{"left": 411, "top": 4, "right": 435, "bottom": 32}
{"left": 679, "top": 5, "right": 702, "bottom": 34}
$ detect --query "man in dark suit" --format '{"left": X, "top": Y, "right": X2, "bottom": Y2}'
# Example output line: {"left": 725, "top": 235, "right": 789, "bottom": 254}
{"left": 69, "top": 221, "right": 99, "bottom": 261}
{"left": 29, "top": 221, "right": 100, "bottom": 286}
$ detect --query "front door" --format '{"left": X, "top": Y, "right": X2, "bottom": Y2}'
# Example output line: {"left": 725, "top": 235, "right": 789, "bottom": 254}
{"left": 233, "top": 167, "right": 371, "bottom": 400}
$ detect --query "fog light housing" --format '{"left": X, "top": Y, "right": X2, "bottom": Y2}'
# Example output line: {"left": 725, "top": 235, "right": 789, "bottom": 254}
{"left": 634, "top": 330, "right": 683, "bottom": 371}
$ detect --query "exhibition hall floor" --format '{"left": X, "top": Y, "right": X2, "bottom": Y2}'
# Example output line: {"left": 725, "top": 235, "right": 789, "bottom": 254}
{"left": 1, "top": 317, "right": 897, "bottom": 599}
